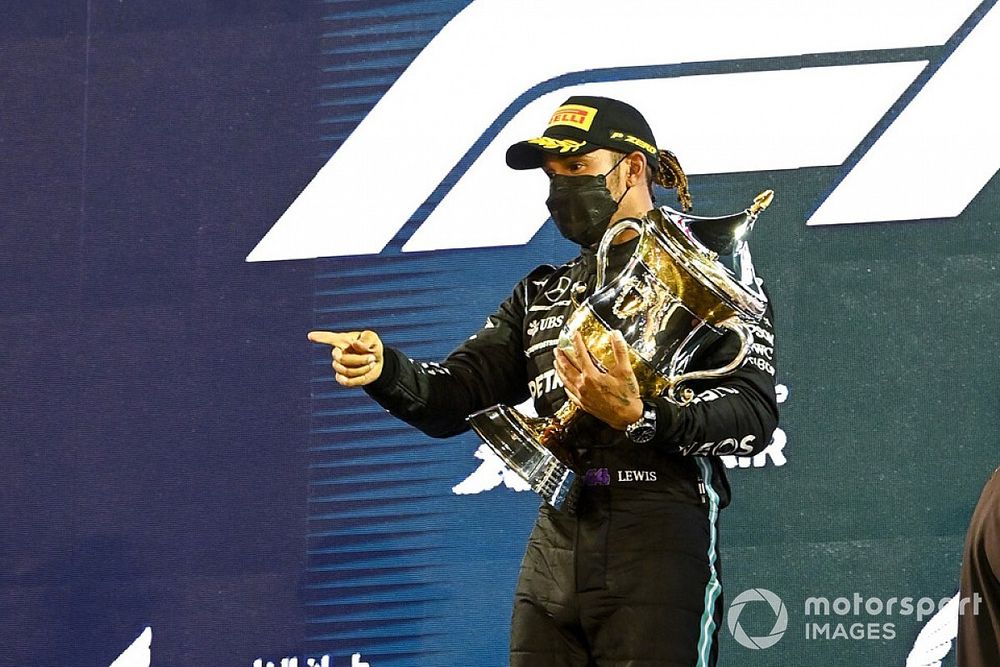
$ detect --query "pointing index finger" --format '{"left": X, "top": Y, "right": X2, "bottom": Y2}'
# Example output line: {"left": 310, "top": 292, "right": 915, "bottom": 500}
{"left": 307, "top": 330, "right": 356, "bottom": 349}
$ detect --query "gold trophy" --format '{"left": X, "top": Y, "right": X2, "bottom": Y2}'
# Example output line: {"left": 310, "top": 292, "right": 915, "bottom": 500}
{"left": 468, "top": 191, "right": 774, "bottom": 510}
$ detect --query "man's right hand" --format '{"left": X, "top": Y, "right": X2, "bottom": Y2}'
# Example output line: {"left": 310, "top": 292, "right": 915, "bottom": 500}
{"left": 307, "top": 330, "right": 384, "bottom": 387}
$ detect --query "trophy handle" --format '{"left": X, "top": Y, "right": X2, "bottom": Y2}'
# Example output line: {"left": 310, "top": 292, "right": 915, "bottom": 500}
{"left": 664, "top": 315, "right": 754, "bottom": 405}
{"left": 596, "top": 218, "right": 644, "bottom": 290}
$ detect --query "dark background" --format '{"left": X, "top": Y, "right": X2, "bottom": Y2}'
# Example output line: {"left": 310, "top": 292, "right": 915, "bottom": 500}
{"left": 1, "top": 2, "right": 316, "bottom": 664}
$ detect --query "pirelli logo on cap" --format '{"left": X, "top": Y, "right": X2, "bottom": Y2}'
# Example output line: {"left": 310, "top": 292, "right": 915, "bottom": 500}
{"left": 548, "top": 104, "right": 598, "bottom": 132}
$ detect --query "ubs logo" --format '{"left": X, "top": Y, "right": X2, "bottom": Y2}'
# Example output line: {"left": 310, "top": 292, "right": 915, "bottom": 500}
{"left": 526, "top": 315, "right": 564, "bottom": 337}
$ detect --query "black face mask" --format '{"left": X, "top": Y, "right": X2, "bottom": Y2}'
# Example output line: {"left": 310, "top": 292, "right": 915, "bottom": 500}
{"left": 545, "top": 154, "right": 631, "bottom": 248}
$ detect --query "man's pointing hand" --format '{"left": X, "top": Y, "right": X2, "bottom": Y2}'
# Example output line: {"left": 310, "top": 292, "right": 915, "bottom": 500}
{"left": 307, "top": 330, "right": 384, "bottom": 387}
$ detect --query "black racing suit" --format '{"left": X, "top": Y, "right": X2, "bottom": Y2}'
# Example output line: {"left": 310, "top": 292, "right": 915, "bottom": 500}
{"left": 363, "top": 236, "right": 779, "bottom": 667}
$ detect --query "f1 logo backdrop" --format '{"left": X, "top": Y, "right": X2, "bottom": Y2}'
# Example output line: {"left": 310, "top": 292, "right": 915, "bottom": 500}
{"left": 302, "top": 1, "right": 1000, "bottom": 666}
{"left": 252, "top": 0, "right": 1000, "bottom": 261}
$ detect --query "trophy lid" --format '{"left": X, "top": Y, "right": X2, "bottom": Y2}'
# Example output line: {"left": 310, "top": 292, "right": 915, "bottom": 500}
{"left": 662, "top": 190, "right": 773, "bottom": 256}
{"left": 645, "top": 191, "right": 774, "bottom": 321}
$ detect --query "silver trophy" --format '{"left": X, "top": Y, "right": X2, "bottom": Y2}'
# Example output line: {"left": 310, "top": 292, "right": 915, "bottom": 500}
{"left": 469, "top": 191, "right": 774, "bottom": 509}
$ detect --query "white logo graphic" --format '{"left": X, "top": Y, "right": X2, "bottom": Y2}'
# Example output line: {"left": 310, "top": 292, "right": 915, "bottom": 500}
{"left": 810, "top": 3, "right": 1000, "bottom": 225}
{"left": 109, "top": 627, "right": 151, "bottom": 667}
{"left": 105, "top": 629, "right": 368, "bottom": 667}
{"left": 252, "top": 654, "right": 366, "bottom": 667}
{"left": 721, "top": 384, "right": 788, "bottom": 469}
{"left": 454, "top": 399, "right": 534, "bottom": 495}
{"left": 728, "top": 588, "right": 789, "bottom": 650}
{"left": 452, "top": 443, "right": 531, "bottom": 495}
{"left": 248, "top": 0, "right": 998, "bottom": 261}
{"left": 906, "top": 592, "right": 959, "bottom": 667}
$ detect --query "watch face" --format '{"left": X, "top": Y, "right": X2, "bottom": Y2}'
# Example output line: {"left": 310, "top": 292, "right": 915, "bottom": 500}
{"left": 627, "top": 424, "right": 656, "bottom": 444}
{"left": 626, "top": 406, "right": 657, "bottom": 444}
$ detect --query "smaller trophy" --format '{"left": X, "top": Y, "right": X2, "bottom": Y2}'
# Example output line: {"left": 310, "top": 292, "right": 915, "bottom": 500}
{"left": 469, "top": 191, "right": 774, "bottom": 510}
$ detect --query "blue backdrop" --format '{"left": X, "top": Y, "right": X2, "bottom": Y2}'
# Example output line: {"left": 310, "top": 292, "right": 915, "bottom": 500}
{"left": 3, "top": 1, "right": 998, "bottom": 666}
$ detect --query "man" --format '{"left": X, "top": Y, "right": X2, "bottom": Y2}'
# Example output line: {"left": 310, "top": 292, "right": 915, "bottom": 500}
{"left": 309, "top": 96, "right": 779, "bottom": 666}
{"left": 957, "top": 466, "right": 1000, "bottom": 667}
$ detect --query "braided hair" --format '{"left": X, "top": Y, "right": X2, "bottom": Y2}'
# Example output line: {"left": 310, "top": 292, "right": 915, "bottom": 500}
{"left": 607, "top": 147, "right": 693, "bottom": 212}
{"left": 653, "top": 148, "right": 693, "bottom": 212}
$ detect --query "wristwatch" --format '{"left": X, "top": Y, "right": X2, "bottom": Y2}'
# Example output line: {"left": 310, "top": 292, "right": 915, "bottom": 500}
{"left": 625, "top": 402, "right": 658, "bottom": 444}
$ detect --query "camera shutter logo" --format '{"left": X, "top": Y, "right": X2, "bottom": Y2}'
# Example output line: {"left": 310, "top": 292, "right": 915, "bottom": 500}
{"left": 728, "top": 588, "right": 789, "bottom": 650}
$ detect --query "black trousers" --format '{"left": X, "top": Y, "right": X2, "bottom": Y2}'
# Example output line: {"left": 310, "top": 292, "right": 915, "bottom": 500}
{"left": 510, "top": 487, "right": 724, "bottom": 667}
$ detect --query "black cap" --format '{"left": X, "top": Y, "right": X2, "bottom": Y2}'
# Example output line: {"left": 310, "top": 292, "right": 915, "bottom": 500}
{"left": 506, "top": 95, "right": 659, "bottom": 170}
